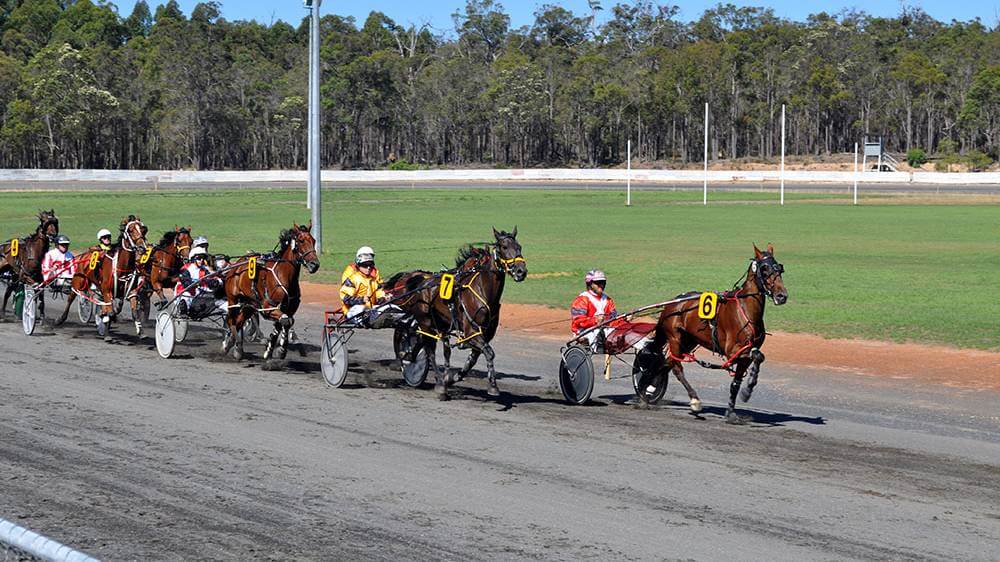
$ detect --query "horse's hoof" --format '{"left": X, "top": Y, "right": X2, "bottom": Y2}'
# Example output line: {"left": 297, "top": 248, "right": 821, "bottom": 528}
{"left": 231, "top": 347, "right": 243, "bottom": 361}
{"left": 725, "top": 411, "right": 746, "bottom": 425}
{"left": 436, "top": 390, "right": 450, "bottom": 401}
{"left": 274, "top": 347, "right": 287, "bottom": 360}
{"left": 487, "top": 385, "right": 500, "bottom": 397}
{"left": 103, "top": 336, "right": 113, "bottom": 343}
{"left": 689, "top": 398, "right": 702, "bottom": 412}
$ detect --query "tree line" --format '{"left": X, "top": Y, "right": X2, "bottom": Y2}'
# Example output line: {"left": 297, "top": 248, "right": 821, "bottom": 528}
{"left": 0, "top": 0, "right": 997, "bottom": 170}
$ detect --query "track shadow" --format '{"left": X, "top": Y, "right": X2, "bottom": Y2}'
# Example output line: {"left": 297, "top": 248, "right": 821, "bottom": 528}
{"left": 451, "top": 386, "right": 591, "bottom": 412}
{"left": 457, "top": 367, "right": 542, "bottom": 383}
{"left": 683, "top": 404, "right": 825, "bottom": 426}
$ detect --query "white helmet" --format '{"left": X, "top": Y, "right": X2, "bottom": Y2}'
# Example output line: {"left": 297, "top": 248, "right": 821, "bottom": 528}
{"left": 585, "top": 269, "right": 607, "bottom": 284}
{"left": 193, "top": 236, "right": 209, "bottom": 248}
{"left": 189, "top": 246, "right": 208, "bottom": 259}
{"left": 355, "top": 246, "right": 375, "bottom": 265}
{"left": 97, "top": 228, "right": 112, "bottom": 239}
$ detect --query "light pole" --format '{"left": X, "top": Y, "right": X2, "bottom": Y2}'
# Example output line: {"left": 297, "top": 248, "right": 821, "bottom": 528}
{"left": 305, "top": 0, "right": 322, "bottom": 252}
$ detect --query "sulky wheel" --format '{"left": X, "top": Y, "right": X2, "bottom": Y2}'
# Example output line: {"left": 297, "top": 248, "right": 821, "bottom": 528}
{"left": 21, "top": 287, "right": 37, "bottom": 336}
{"left": 77, "top": 296, "right": 95, "bottom": 324}
{"left": 559, "top": 345, "right": 594, "bottom": 405}
{"left": 321, "top": 328, "right": 349, "bottom": 388}
{"left": 393, "top": 326, "right": 429, "bottom": 387}
{"left": 155, "top": 310, "right": 176, "bottom": 358}
{"left": 632, "top": 350, "right": 668, "bottom": 405}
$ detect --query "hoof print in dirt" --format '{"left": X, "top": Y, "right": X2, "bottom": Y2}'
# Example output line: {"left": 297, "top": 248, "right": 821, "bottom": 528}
{"left": 261, "top": 359, "right": 286, "bottom": 371}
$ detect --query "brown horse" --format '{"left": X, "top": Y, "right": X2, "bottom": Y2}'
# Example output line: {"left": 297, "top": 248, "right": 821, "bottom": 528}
{"left": 0, "top": 210, "right": 59, "bottom": 318}
{"left": 221, "top": 223, "right": 319, "bottom": 361}
{"left": 645, "top": 244, "right": 787, "bottom": 424}
{"left": 139, "top": 227, "right": 193, "bottom": 308}
{"left": 387, "top": 228, "right": 527, "bottom": 399}
{"left": 59, "top": 216, "right": 149, "bottom": 339}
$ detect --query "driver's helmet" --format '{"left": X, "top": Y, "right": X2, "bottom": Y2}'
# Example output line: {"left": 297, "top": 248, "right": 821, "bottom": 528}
{"left": 189, "top": 246, "right": 208, "bottom": 261}
{"left": 585, "top": 269, "right": 607, "bottom": 285}
{"left": 193, "top": 236, "right": 209, "bottom": 248}
{"left": 55, "top": 234, "right": 71, "bottom": 246}
{"left": 97, "top": 228, "right": 112, "bottom": 240}
{"left": 355, "top": 246, "right": 375, "bottom": 266}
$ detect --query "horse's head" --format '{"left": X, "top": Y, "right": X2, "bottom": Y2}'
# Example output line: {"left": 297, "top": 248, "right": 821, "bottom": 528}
{"left": 285, "top": 222, "right": 320, "bottom": 274}
{"left": 752, "top": 244, "right": 787, "bottom": 305}
{"left": 175, "top": 226, "right": 193, "bottom": 259}
{"left": 38, "top": 209, "right": 59, "bottom": 241}
{"left": 493, "top": 226, "right": 527, "bottom": 282}
{"left": 120, "top": 215, "right": 149, "bottom": 252}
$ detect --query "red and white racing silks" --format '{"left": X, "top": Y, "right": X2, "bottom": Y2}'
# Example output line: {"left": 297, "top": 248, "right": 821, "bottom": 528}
{"left": 41, "top": 248, "right": 75, "bottom": 281}
{"left": 570, "top": 290, "right": 618, "bottom": 334}
{"left": 174, "top": 262, "right": 211, "bottom": 298}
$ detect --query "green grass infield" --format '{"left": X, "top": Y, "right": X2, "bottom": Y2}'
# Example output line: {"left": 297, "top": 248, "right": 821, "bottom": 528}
{"left": 2, "top": 188, "right": 997, "bottom": 350}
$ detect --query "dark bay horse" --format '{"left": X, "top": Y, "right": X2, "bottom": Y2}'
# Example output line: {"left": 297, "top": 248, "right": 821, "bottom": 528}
{"left": 222, "top": 223, "right": 319, "bottom": 361}
{"left": 59, "top": 216, "right": 149, "bottom": 339}
{"left": 140, "top": 227, "right": 193, "bottom": 308}
{"left": 645, "top": 244, "right": 787, "bottom": 424}
{"left": 387, "top": 228, "right": 527, "bottom": 399}
{"left": 0, "top": 210, "right": 59, "bottom": 318}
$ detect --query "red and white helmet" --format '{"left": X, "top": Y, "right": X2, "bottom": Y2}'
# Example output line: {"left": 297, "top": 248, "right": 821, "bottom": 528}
{"left": 585, "top": 269, "right": 607, "bottom": 284}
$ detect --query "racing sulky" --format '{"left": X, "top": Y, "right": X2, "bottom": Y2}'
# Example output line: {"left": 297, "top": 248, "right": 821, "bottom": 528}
{"left": 645, "top": 244, "right": 787, "bottom": 424}
{"left": 221, "top": 222, "right": 320, "bottom": 362}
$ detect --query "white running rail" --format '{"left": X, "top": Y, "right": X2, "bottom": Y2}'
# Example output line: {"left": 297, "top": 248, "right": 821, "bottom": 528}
{"left": 0, "top": 518, "right": 100, "bottom": 562}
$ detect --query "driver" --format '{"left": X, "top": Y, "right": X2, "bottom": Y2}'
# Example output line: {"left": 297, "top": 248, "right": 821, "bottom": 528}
{"left": 570, "top": 269, "right": 618, "bottom": 349}
{"left": 340, "top": 246, "right": 397, "bottom": 326}
{"left": 96, "top": 228, "right": 113, "bottom": 251}
{"left": 175, "top": 247, "right": 222, "bottom": 318}
{"left": 41, "top": 235, "right": 75, "bottom": 288}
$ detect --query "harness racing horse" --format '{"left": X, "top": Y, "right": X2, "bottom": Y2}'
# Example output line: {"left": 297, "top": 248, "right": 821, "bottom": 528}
{"left": 645, "top": 244, "right": 788, "bottom": 424}
{"left": 59, "top": 216, "right": 150, "bottom": 339}
{"left": 0, "top": 210, "right": 59, "bottom": 319}
{"left": 140, "top": 227, "right": 193, "bottom": 308}
{"left": 387, "top": 228, "right": 527, "bottom": 399}
{"left": 222, "top": 223, "right": 319, "bottom": 361}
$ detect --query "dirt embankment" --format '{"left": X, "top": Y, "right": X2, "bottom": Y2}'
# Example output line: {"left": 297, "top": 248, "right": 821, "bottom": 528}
{"left": 301, "top": 282, "right": 1000, "bottom": 391}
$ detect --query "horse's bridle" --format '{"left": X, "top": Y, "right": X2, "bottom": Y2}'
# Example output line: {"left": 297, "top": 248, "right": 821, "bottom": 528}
{"left": 750, "top": 254, "right": 785, "bottom": 299}
{"left": 120, "top": 220, "right": 147, "bottom": 252}
{"left": 491, "top": 236, "right": 526, "bottom": 277}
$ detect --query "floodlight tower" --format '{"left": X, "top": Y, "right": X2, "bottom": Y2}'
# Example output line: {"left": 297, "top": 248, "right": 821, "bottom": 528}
{"left": 304, "top": 0, "right": 322, "bottom": 252}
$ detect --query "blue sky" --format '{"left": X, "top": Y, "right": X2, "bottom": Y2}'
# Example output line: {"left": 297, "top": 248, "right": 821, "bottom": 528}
{"left": 114, "top": 1, "right": 999, "bottom": 31}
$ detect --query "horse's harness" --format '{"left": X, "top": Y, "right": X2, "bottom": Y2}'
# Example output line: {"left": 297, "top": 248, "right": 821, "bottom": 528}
{"left": 668, "top": 254, "right": 785, "bottom": 373}
{"left": 415, "top": 242, "right": 526, "bottom": 347}
{"left": 5, "top": 218, "right": 58, "bottom": 284}
{"left": 243, "top": 234, "right": 316, "bottom": 313}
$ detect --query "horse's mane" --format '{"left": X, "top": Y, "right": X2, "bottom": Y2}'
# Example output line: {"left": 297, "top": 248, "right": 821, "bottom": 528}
{"left": 455, "top": 245, "right": 489, "bottom": 267}
{"left": 278, "top": 224, "right": 310, "bottom": 248}
{"left": 159, "top": 231, "right": 178, "bottom": 246}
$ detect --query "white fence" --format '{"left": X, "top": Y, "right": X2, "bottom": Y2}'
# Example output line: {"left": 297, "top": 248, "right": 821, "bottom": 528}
{"left": 0, "top": 168, "right": 998, "bottom": 185}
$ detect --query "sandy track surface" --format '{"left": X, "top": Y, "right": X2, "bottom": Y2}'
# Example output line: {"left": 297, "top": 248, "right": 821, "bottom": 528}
{"left": 2, "top": 304, "right": 999, "bottom": 561}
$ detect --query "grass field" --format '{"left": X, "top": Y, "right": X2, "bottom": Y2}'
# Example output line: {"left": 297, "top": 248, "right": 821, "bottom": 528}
{"left": 2, "top": 188, "right": 997, "bottom": 350}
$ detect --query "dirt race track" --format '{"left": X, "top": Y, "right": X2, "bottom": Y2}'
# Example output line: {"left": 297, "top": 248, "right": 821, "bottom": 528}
{"left": 2, "top": 295, "right": 999, "bottom": 561}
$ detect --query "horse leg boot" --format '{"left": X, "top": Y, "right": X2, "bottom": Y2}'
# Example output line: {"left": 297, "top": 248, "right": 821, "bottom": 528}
{"left": 441, "top": 344, "right": 453, "bottom": 383}
{"left": 670, "top": 362, "right": 702, "bottom": 412}
{"left": 725, "top": 367, "right": 749, "bottom": 425}
{"left": 263, "top": 322, "right": 280, "bottom": 360}
{"left": 739, "top": 349, "right": 765, "bottom": 403}
{"left": 484, "top": 345, "right": 500, "bottom": 397}
{"left": 431, "top": 344, "right": 450, "bottom": 401}
{"left": 273, "top": 315, "right": 292, "bottom": 360}
{"left": 1, "top": 283, "right": 12, "bottom": 320}
{"left": 455, "top": 349, "right": 481, "bottom": 384}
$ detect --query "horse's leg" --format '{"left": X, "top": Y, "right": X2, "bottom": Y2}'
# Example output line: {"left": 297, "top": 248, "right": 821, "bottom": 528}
{"left": 725, "top": 362, "right": 751, "bottom": 425}
{"left": 482, "top": 344, "right": 500, "bottom": 397}
{"left": 263, "top": 318, "right": 281, "bottom": 360}
{"left": 229, "top": 308, "right": 247, "bottom": 361}
{"left": 667, "top": 338, "right": 701, "bottom": 411}
{"left": 739, "top": 349, "right": 765, "bottom": 402}
{"left": 430, "top": 340, "right": 449, "bottom": 401}
{"left": 130, "top": 295, "right": 142, "bottom": 336}
{"left": 222, "top": 305, "right": 239, "bottom": 353}
{"left": 273, "top": 315, "right": 292, "bottom": 360}
{"left": 1, "top": 283, "right": 11, "bottom": 319}
{"left": 454, "top": 348, "right": 482, "bottom": 383}
{"left": 56, "top": 290, "right": 75, "bottom": 326}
